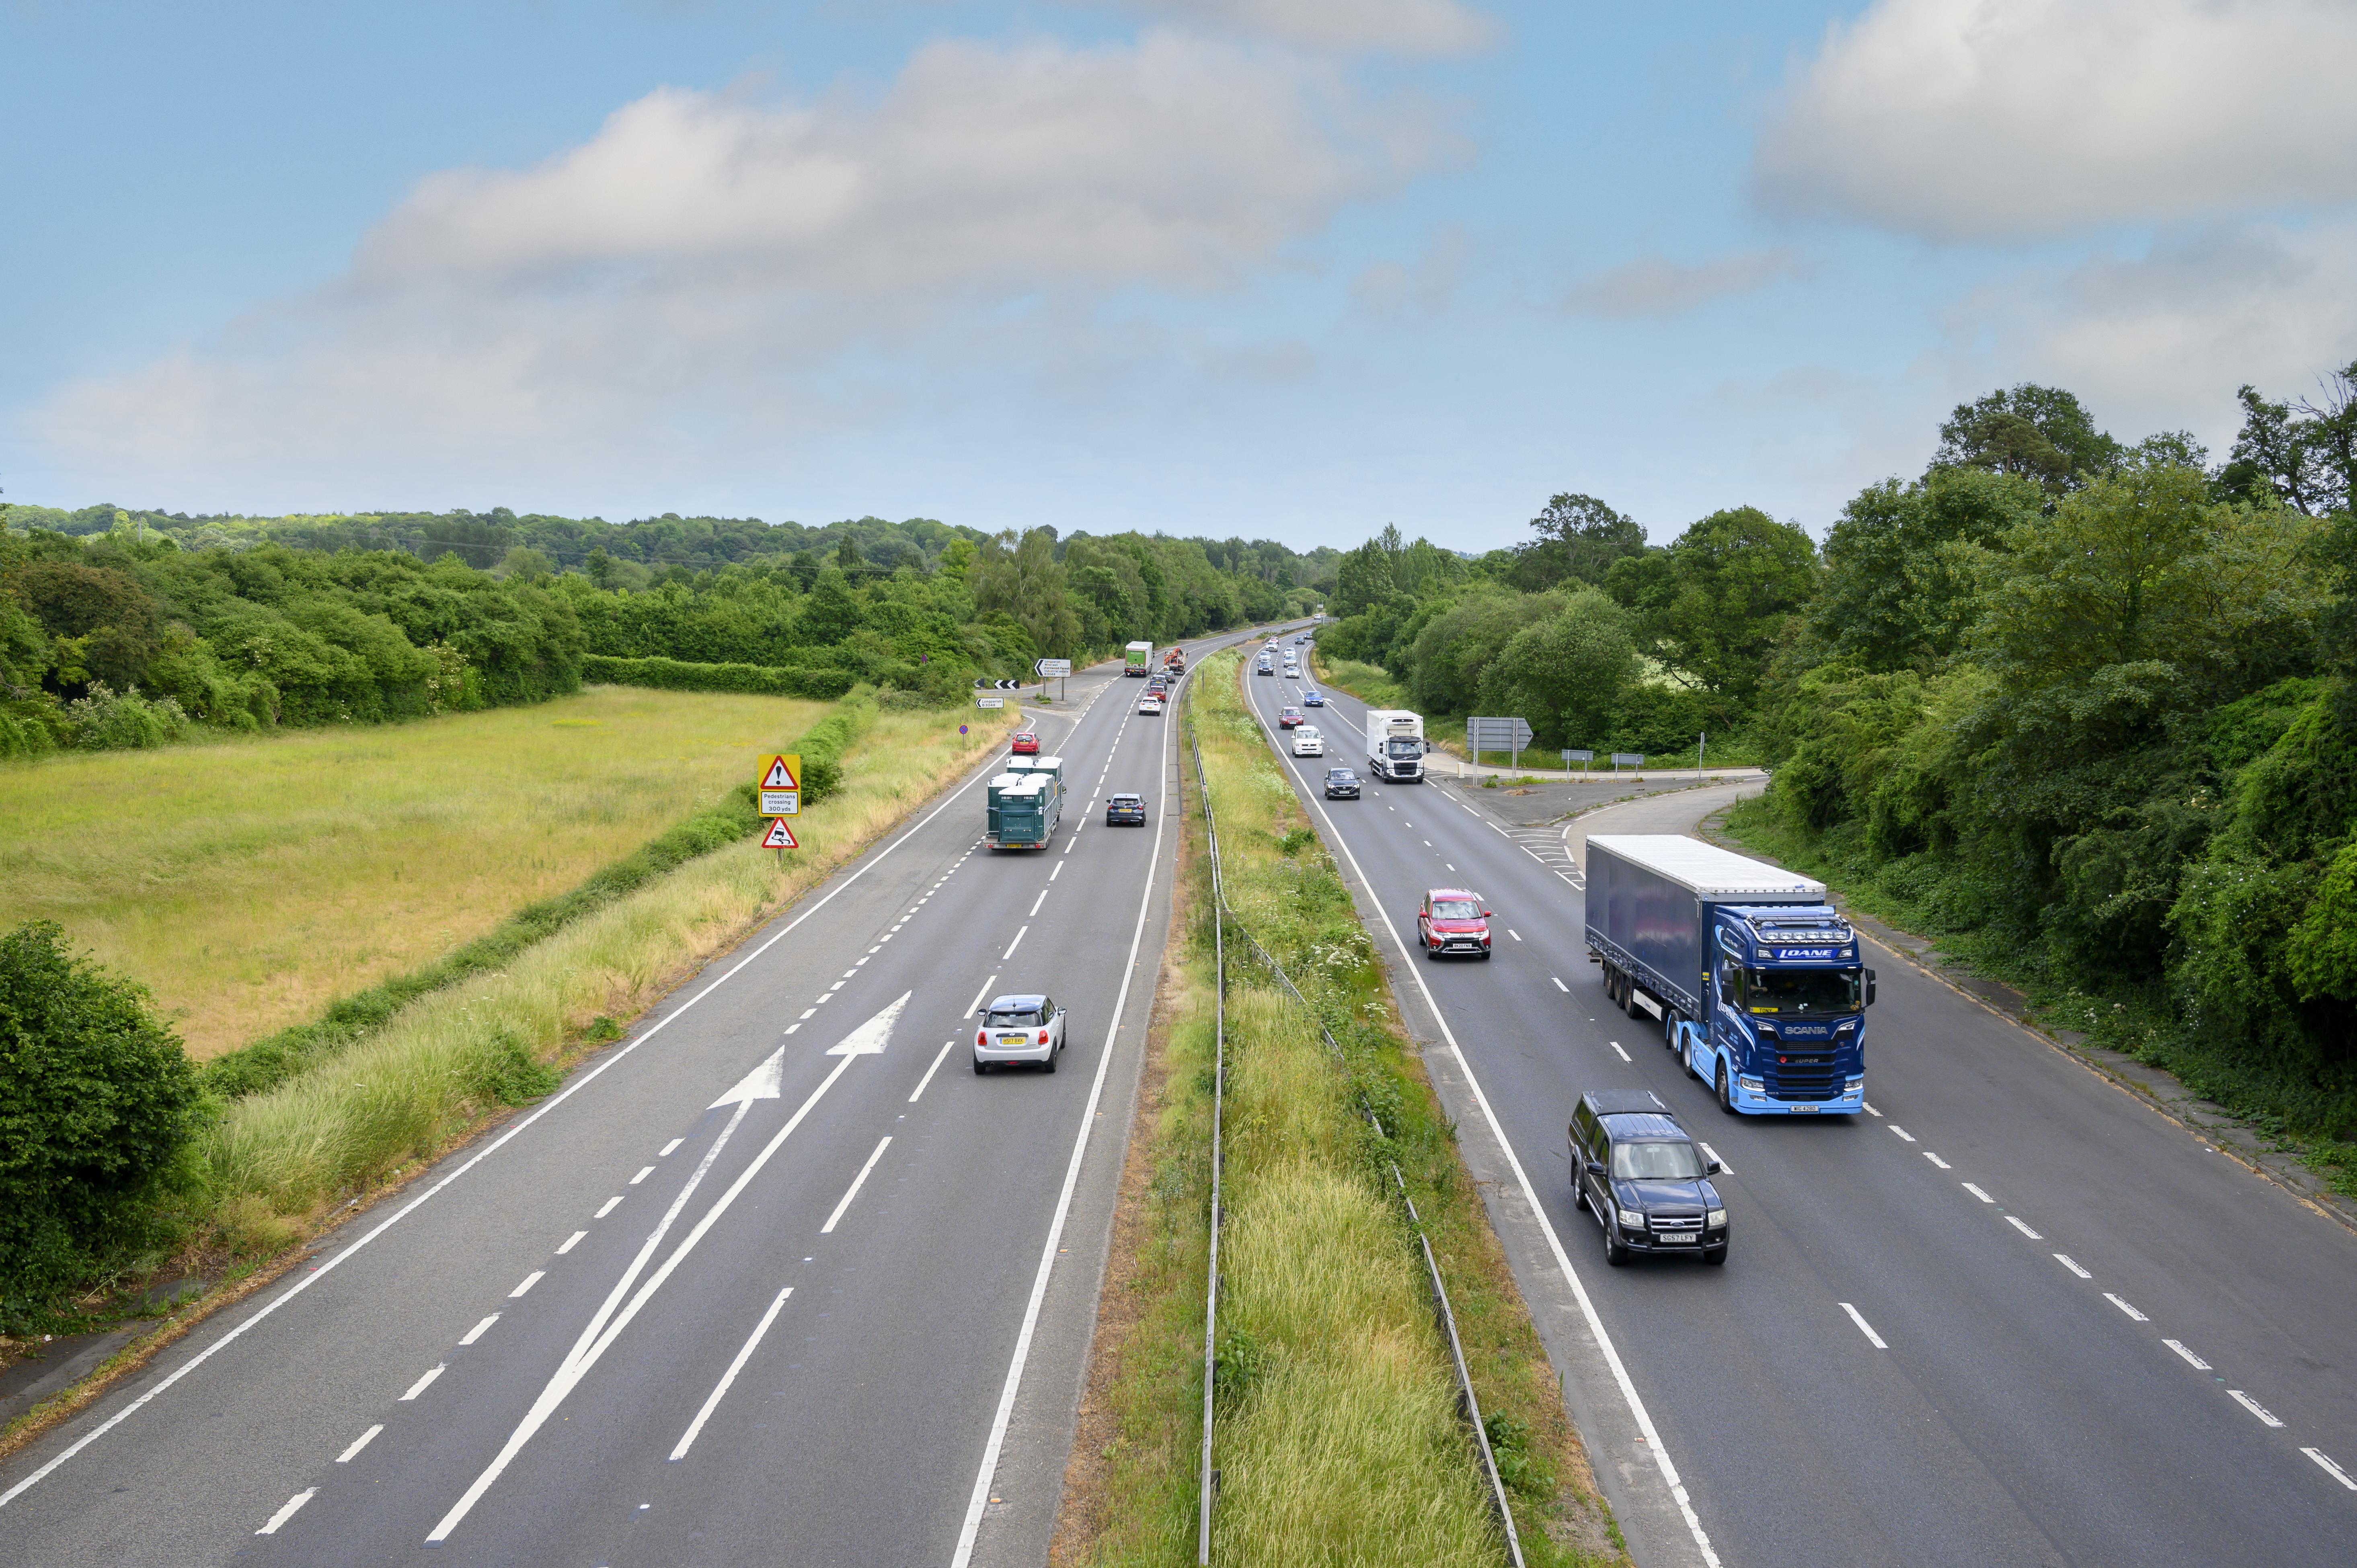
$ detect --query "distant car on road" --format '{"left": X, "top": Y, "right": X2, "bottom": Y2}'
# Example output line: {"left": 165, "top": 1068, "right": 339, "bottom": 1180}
{"left": 1106, "top": 792, "right": 1147, "bottom": 825}
{"left": 975, "top": 994, "right": 1067, "bottom": 1074}
{"left": 1010, "top": 731, "right": 1041, "bottom": 755}
{"left": 1302, "top": 689, "right": 1324, "bottom": 706}
{"left": 1137, "top": 694, "right": 1164, "bottom": 716}
{"left": 1257, "top": 661, "right": 1275, "bottom": 675}
{"left": 1323, "top": 767, "right": 1361, "bottom": 799}
{"left": 1278, "top": 706, "right": 1304, "bottom": 729}
{"left": 1291, "top": 727, "right": 1324, "bottom": 756}
{"left": 1417, "top": 888, "right": 1491, "bottom": 959}
{"left": 1570, "top": 1090, "right": 1728, "bottom": 1265}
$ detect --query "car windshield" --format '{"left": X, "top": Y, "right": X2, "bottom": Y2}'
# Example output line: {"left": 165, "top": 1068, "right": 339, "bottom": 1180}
{"left": 1328, "top": 770, "right": 1353, "bottom": 780}
{"left": 986, "top": 1006, "right": 1044, "bottom": 1027}
{"left": 1611, "top": 1141, "right": 1702, "bottom": 1181}
{"left": 1431, "top": 899, "right": 1480, "bottom": 919}
{"left": 1747, "top": 967, "right": 1863, "bottom": 1014}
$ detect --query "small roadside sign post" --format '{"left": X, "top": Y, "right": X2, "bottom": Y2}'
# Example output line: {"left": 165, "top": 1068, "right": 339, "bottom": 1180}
{"left": 977, "top": 695, "right": 1005, "bottom": 709}
{"left": 757, "top": 754, "right": 803, "bottom": 866}
{"left": 1562, "top": 748, "right": 1593, "bottom": 776}
{"left": 1611, "top": 752, "right": 1645, "bottom": 776}
{"left": 1035, "top": 657, "right": 1071, "bottom": 704}
{"left": 1467, "top": 716, "right": 1534, "bottom": 774}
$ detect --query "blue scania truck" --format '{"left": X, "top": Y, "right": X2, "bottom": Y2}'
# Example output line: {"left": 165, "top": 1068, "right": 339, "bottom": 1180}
{"left": 1584, "top": 835, "right": 1876, "bottom": 1115}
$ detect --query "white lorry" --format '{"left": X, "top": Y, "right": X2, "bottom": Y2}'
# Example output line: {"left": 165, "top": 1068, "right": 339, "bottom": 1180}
{"left": 1364, "top": 709, "right": 1426, "bottom": 782}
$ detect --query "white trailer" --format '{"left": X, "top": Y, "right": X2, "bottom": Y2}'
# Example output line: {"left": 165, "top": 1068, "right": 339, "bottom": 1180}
{"left": 1364, "top": 709, "right": 1426, "bottom": 782}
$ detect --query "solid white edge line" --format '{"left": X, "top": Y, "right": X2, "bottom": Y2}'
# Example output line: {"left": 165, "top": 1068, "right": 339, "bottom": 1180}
{"left": 949, "top": 649, "right": 1183, "bottom": 1568}
{"left": 1243, "top": 673, "right": 1721, "bottom": 1568}
{"left": 335, "top": 1425, "right": 383, "bottom": 1464}
{"left": 1839, "top": 1302, "right": 1889, "bottom": 1349}
{"left": 2304, "top": 1448, "right": 2357, "bottom": 1489}
{"left": 819, "top": 1137, "right": 894, "bottom": 1234}
{"left": 911, "top": 1038, "right": 960, "bottom": 1102}
{"left": 0, "top": 744, "right": 1012, "bottom": 1514}
{"left": 254, "top": 1487, "right": 317, "bottom": 1535}
{"left": 669, "top": 1286, "right": 794, "bottom": 1462}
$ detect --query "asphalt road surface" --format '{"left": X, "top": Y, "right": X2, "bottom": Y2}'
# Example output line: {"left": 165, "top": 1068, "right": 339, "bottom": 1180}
{"left": 1249, "top": 654, "right": 2357, "bottom": 1568}
{"left": 0, "top": 623, "right": 1292, "bottom": 1568}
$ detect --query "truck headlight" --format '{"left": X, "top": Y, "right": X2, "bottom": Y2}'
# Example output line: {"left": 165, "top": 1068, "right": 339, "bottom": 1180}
{"left": 1616, "top": 1208, "right": 1645, "bottom": 1230}
{"left": 1706, "top": 1209, "right": 1727, "bottom": 1228}
{"left": 1845, "top": 1076, "right": 1864, "bottom": 1092}
{"left": 1738, "top": 1075, "right": 1763, "bottom": 1092}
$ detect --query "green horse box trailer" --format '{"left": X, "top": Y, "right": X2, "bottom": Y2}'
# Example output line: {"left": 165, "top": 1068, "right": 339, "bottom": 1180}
{"left": 988, "top": 755, "right": 1064, "bottom": 849}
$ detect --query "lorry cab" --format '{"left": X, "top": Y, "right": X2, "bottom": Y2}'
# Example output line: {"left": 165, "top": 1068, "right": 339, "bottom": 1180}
{"left": 1703, "top": 908, "right": 1874, "bottom": 1112}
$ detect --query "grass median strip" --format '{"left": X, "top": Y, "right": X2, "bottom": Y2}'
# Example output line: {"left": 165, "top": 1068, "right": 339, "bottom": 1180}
{"left": 1053, "top": 650, "right": 1622, "bottom": 1567}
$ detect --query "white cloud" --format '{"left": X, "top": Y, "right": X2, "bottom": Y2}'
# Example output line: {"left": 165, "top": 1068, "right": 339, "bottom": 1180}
{"left": 1065, "top": 0, "right": 1498, "bottom": 56}
{"left": 1941, "top": 222, "right": 2357, "bottom": 440}
{"left": 1561, "top": 248, "right": 1803, "bottom": 319}
{"left": 29, "top": 32, "right": 1462, "bottom": 500}
{"left": 1753, "top": 0, "right": 2357, "bottom": 241}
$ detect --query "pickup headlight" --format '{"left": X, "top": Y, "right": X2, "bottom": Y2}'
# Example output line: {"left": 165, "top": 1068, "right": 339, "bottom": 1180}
{"left": 1616, "top": 1208, "right": 1645, "bottom": 1230}
{"left": 1706, "top": 1209, "right": 1727, "bottom": 1228}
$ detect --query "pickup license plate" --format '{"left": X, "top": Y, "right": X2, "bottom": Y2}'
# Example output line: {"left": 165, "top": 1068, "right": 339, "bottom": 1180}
{"left": 1656, "top": 1233, "right": 1695, "bottom": 1244}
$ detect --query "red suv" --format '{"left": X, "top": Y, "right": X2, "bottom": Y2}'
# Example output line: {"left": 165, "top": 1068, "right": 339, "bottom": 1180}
{"left": 1011, "top": 731, "right": 1041, "bottom": 755}
{"left": 1277, "top": 706, "right": 1304, "bottom": 729}
{"left": 1417, "top": 889, "right": 1492, "bottom": 960}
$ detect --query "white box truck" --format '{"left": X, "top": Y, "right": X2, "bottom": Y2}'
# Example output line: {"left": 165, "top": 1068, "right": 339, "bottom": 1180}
{"left": 1124, "top": 641, "right": 1154, "bottom": 676}
{"left": 1364, "top": 709, "right": 1426, "bottom": 782}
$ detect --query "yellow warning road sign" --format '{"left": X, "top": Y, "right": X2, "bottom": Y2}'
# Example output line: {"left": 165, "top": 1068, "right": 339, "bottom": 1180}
{"left": 762, "top": 817, "right": 799, "bottom": 850}
{"left": 758, "top": 753, "right": 802, "bottom": 815}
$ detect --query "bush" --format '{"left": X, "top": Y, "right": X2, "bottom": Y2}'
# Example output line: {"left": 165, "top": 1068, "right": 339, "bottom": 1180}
{"left": 0, "top": 922, "right": 201, "bottom": 1329}
{"left": 582, "top": 653, "right": 857, "bottom": 701}
{"left": 62, "top": 682, "right": 193, "bottom": 750}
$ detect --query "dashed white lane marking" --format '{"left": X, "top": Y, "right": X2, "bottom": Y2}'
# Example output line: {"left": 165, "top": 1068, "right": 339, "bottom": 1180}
{"left": 659, "top": 1138, "right": 683, "bottom": 1157}
{"left": 595, "top": 1196, "right": 623, "bottom": 1219}
{"left": 1029, "top": 888, "right": 1049, "bottom": 918}
{"left": 820, "top": 1137, "right": 894, "bottom": 1234}
{"left": 799, "top": 1008, "right": 816, "bottom": 1020}
{"left": 1551, "top": 977, "right": 1569, "bottom": 992}
{"left": 840, "top": 968, "right": 858, "bottom": 980}
{"left": 509, "top": 1272, "right": 544, "bottom": 1298}
{"left": 669, "top": 1285, "right": 794, "bottom": 1463}
{"left": 1889, "top": 1125, "right": 1917, "bottom": 1142}
{"left": 1609, "top": 1041, "right": 1631, "bottom": 1062}
{"left": 2164, "top": 1339, "right": 2211, "bottom": 1370}
{"left": 336, "top": 1426, "right": 382, "bottom": 1464}
{"left": 2055, "top": 1253, "right": 2091, "bottom": 1278}
{"left": 630, "top": 1166, "right": 653, "bottom": 1185}
{"left": 2005, "top": 1215, "right": 2043, "bottom": 1240}
{"left": 2305, "top": 1449, "right": 2357, "bottom": 1489}
{"left": 911, "top": 1039, "right": 959, "bottom": 1103}
{"left": 400, "top": 1364, "right": 446, "bottom": 1402}
{"left": 557, "top": 1230, "right": 586, "bottom": 1254}
{"left": 1962, "top": 1182, "right": 1994, "bottom": 1203}
{"left": 1508, "top": 929, "right": 1521, "bottom": 941}
{"left": 1923, "top": 1151, "right": 1951, "bottom": 1169}
{"left": 255, "top": 1488, "right": 316, "bottom": 1535}
{"left": 459, "top": 1314, "right": 500, "bottom": 1345}
{"left": 784, "top": 1024, "right": 801, "bottom": 1036}
{"left": 1050, "top": 861, "right": 1064, "bottom": 881}
{"left": 815, "top": 993, "right": 833, "bottom": 1005}
{"left": 2104, "top": 1293, "right": 2148, "bottom": 1322}
{"left": 1864, "top": 1102, "right": 1883, "bottom": 1117}
{"left": 1698, "top": 1142, "right": 1729, "bottom": 1173}
{"left": 827, "top": 980, "right": 847, "bottom": 993}
{"left": 965, "top": 977, "right": 996, "bottom": 1017}
{"left": 1002, "top": 925, "right": 1029, "bottom": 961}
{"left": 1840, "top": 1303, "right": 1888, "bottom": 1349}
{"left": 2229, "top": 1390, "right": 2284, "bottom": 1427}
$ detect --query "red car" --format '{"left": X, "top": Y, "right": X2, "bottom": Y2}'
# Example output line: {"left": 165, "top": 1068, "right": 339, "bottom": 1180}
{"left": 1417, "top": 889, "right": 1492, "bottom": 960}
{"left": 1011, "top": 731, "right": 1041, "bottom": 755}
{"left": 1277, "top": 706, "right": 1304, "bottom": 729}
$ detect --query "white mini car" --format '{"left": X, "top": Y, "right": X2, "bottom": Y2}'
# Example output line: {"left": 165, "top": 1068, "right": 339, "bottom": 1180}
{"left": 1292, "top": 727, "right": 1324, "bottom": 756}
{"left": 975, "top": 993, "right": 1067, "bottom": 1073}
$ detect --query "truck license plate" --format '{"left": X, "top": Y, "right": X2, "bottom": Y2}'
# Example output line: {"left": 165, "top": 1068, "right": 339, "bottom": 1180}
{"left": 1790, "top": 1105, "right": 1819, "bottom": 1113}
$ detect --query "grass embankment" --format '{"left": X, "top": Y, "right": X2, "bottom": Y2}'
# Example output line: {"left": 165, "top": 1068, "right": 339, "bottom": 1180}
{"left": 1720, "top": 796, "right": 2357, "bottom": 1198}
{"left": 0, "top": 685, "right": 829, "bottom": 1058}
{"left": 1057, "top": 650, "right": 1621, "bottom": 1567}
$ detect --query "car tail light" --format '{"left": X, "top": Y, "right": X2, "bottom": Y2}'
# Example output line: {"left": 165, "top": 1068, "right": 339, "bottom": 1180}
{"left": 977, "top": 1028, "right": 987, "bottom": 1045}
{"left": 1038, "top": 1029, "right": 1050, "bottom": 1044}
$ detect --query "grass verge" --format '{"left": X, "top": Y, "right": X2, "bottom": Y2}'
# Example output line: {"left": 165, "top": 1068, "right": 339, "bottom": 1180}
{"left": 1719, "top": 796, "right": 2357, "bottom": 1201}
{"left": 1052, "top": 650, "right": 1622, "bottom": 1566}
{"left": 0, "top": 685, "right": 830, "bottom": 1057}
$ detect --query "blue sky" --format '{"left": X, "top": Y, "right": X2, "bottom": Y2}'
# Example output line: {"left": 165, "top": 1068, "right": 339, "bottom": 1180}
{"left": 6, "top": 1, "right": 2354, "bottom": 551}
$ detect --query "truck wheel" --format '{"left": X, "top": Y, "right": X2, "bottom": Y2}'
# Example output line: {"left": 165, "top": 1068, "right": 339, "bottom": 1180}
{"left": 1716, "top": 1060, "right": 1737, "bottom": 1116}
{"left": 1683, "top": 1037, "right": 1701, "bottom": 1080}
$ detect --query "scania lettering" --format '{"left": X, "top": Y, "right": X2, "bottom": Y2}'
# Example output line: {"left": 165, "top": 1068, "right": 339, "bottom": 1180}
{"left": 1364, "top": 709, "right": 1426, "bottom": 783}
{"left": 1584, "top": 835, "right": 1875, "bottom": 1116}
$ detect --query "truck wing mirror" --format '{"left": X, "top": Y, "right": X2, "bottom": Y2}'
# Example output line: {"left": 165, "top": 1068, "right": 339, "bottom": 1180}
{"left": 1865, "top": 968, "right": 1878, "bottom": 1006}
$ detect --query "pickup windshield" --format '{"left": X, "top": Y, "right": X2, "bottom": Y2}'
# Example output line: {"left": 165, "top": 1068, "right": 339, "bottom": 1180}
{"left": 1611, "top": 1141, "right": 1702, "bottom": 1181}
{"left": 987, "top": 1007, "right": 1044, "bottom": 1027}
{"left": 1747, "top": 967, "right": 1862, "bottom": 1014}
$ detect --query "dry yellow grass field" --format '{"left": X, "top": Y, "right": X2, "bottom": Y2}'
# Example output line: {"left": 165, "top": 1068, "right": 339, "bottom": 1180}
{"left": 0, "top": 685, "right": 829, "bottom": 1057}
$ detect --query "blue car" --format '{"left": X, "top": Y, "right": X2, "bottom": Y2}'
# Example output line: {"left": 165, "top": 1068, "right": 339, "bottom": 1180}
{"left": 1302, "top": 689, "right": 1325, "bottom": 706}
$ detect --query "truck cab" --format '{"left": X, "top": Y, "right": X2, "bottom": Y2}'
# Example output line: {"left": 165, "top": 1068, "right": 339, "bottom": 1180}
{"left": 1365, "top": 709, "right": 1425, "bottom": 782}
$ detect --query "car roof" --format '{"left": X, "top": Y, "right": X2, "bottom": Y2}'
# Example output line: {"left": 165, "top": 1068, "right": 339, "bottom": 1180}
{"left": 1583, "top": 1088, "right": 1669, "bottom": 1118}
{"left": 1427, "top": 887, "right": 1480, "bottom": 901}
{"left": 987, "top": 993, "right": 1047, "bottom": 1010}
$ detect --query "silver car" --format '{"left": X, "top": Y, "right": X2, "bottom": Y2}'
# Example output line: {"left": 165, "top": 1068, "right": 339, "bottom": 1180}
{"left": 974, "top": 993, "right": 1067, "bottom": 1073}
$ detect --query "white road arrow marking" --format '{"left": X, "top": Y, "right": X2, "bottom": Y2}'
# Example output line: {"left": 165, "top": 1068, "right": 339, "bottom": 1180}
{"left": 710, "top": 1047, "right": 785, "bottom": 1107}
{"left": 425, "top": 993, "right": 909, "bottom": 1546}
